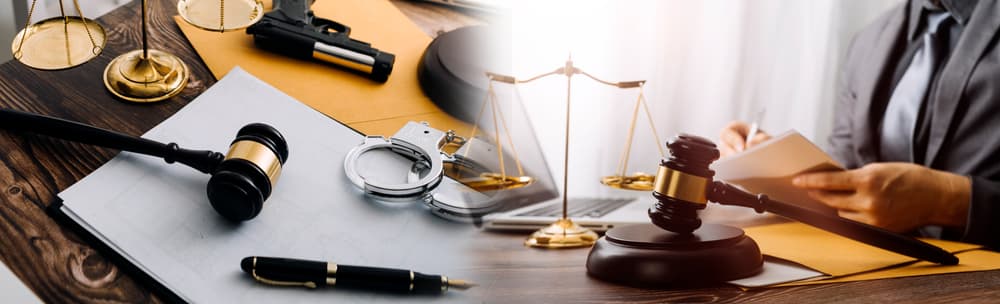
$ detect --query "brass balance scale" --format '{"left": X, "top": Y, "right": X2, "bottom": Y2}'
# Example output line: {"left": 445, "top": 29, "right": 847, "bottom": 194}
{"left": 12, "top": 0, "right": 263, "bottom": 102}
{"left": 478, "top": 56, "right": 665, "bottom": 249}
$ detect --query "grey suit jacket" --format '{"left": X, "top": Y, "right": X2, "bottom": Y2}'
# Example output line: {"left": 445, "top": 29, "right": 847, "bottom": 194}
{"left": 830, "top": 0, "right": 1000, "bottom": 249}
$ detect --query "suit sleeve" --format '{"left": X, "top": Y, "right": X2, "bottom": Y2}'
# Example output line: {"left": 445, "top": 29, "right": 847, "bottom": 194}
{"left": 964, "top": 176, "right": 1000, "bottom": 249}
{"left": 828, "top": 36, "right": 862, "bottom": 169}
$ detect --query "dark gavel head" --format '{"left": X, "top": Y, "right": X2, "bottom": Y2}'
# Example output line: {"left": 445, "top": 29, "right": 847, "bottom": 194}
{"left": 207, "top": 123, "right": 289, "bottom": 221}
{"left": 648, "top": 134, "right": 719, "bottom": 234}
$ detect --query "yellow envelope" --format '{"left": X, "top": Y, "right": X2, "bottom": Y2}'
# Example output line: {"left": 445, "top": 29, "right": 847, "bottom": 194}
{"left": 744, "top": 222, "right": 1000, "bottom": 286}
{"left": 175, "top": 0, "right": 471, "bottom": 136}
{"left": 778, "top": 249, "right": 1000, "bottom": 287}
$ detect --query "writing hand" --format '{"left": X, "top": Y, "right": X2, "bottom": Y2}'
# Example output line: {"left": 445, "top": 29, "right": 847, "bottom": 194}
{"left": 792, "top": 163, "right": 971, "bottom": 233}
{"left": 719, "top": 121, "right": 771, "bottom": 158}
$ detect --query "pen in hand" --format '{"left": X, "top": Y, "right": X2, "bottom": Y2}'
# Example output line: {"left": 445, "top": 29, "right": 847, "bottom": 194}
{"left": 744, "top": 108, "right": 766, "bottom": 149}
{"left": 241, "top": 256, "right": 477, "bottom": 294}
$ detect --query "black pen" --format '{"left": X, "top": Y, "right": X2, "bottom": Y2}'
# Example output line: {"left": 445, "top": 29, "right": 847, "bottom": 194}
{"left": 241, "top": 256, "right": 476, "bottom": 294}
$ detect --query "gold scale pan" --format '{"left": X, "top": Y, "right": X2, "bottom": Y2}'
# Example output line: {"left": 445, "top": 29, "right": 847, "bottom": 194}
{"left": 11, "top": 0, "right": 106, "bottom": 70}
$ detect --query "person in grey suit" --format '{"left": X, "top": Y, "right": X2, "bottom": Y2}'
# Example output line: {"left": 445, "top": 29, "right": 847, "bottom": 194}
{"left": 720, "top": 0, "right": 1000, "bottom": 249}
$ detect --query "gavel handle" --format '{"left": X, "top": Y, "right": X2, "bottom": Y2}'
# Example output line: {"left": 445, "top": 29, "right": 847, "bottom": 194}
{"left": 0, "top": 109, "right": 223, "bottom": 174}
{"left": 708, "top": 181, "right": 959, "bottom": 265}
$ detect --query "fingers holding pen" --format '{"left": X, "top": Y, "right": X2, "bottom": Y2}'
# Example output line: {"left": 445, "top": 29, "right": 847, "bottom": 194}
{"left": 720, "top": 121, "right": 751, "bottom": 157}
{"left": 747, "top": 132, "right": 771, "bottom": 148}
{"left": 719, "top": 121, "right": 772, "bottom": 157}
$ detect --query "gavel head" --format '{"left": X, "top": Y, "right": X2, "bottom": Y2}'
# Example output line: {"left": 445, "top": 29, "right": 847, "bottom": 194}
{"left": 648, "top": 134, "right": 720, "bottom": 234}
{"left": 207, "top": 123, "right": 289, "bottom": 221}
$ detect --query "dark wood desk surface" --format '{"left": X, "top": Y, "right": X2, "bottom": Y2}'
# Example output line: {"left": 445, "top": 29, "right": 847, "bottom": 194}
{"left": 0, "top": 1, "right": 998, "bottom": 303}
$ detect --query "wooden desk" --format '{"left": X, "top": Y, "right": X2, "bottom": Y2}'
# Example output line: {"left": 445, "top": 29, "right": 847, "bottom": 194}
{"left": 0, "top": 1, "right": 997, "bottom": 302}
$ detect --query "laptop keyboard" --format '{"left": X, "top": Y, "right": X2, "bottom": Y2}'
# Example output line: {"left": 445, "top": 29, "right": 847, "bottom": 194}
{"left": 516, "top": 197, "right": 636, "bottom": 218}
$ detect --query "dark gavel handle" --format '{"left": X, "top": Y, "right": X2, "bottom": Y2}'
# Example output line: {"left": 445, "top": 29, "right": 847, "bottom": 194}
{"left": 0, "top": 109, "right": 224, "bottom": 174}
{"left": 708, "top": 181, "right": 959, "bottom": 265}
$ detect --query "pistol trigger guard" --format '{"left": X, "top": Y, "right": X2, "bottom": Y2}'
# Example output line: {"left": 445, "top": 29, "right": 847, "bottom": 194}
{"left": 313, "top": 18, "right": 350, "bottom": 36}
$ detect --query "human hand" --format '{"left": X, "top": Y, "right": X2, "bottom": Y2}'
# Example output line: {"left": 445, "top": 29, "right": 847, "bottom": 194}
{"left": 719, "top": 121, "right": 771, "bottom": 157}
{"left": 792, "top": 163, "right": 971, "bottom": 233}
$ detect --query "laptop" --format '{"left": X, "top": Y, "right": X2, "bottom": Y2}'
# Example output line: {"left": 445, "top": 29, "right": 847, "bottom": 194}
{"left": 483, "top": 196, "right": 650, "bottom": 232}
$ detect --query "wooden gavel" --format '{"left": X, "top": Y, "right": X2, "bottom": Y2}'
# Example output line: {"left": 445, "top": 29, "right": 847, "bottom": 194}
{"left": 648, "top": 134, "right": 957, "bottom": 265}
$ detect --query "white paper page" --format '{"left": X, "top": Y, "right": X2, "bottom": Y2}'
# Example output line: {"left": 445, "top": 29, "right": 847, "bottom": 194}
{"left": 728, "top": 257, "right": 828, "bottom": 288}
{"left": 59, "top": 68, "right": 480, "bottom": 303}
{"left": 0, "top": 260, "right": 41, "bottom": 303}
{"left": 712, "top": 131, "right": 845, "bottom": 214}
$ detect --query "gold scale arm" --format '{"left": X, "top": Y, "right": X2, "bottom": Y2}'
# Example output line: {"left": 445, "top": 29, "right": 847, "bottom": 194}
{"left": 489, "top": 59, "right": 664, "bottom": 193}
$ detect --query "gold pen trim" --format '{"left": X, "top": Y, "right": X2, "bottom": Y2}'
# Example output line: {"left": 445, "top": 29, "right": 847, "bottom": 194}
{"left": 409, "top": 271, "right": 414, "bottom": 291}
{"left": 250, "top": 257, "right": 318, "bottom": 288}
{"left": 327, "top": 263, "right": 337, "bottom": 286}
{"left": 441, "top": 276, "right": 448, "bottom": 292}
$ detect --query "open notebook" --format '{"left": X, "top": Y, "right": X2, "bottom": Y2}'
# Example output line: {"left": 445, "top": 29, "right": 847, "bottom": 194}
{"left": 51, "top": 68, "right": 480, "bottom": 303}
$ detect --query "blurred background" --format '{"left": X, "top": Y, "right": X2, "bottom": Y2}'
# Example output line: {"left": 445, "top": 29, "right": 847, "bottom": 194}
{"left": 503, "top": 0, "right": 902, "bottom": 198}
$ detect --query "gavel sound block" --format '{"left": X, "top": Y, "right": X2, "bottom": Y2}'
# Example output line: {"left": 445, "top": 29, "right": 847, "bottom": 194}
{"left": 586, "top": 135, "right": 762, "bottom": 287}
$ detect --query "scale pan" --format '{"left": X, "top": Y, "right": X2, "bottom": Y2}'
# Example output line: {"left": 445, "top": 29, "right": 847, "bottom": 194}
{"left": 11, "top": 17, "right": 105, "bottom": 70}
{"left": 178, "top": 0, "right": 264, "bottom": 32}
{"left": 458, "top": 173, "right": 533, "bottom": 192}
{"left": 601, "top": 173, "right": 655, "bottom": 191}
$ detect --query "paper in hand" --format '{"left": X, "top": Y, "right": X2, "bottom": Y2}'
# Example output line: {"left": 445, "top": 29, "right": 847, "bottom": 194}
{"left": 711, "top": 131, "right": 844, "bottom": 215}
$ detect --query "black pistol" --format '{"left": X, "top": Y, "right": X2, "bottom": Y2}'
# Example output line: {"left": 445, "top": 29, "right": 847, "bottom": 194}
{"left": 247, "top": 0, "right": 395, "bottom": 82}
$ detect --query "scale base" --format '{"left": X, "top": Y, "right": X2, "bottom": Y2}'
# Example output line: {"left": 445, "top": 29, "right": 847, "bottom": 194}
{"left": 586, "top": 223, "right": 763, "bottom": 287}
{"left": 104, "top": 49, "right": 189, "bottom": 103}
{"left": 525, "top": 218, "right": 598, "bottom": 249}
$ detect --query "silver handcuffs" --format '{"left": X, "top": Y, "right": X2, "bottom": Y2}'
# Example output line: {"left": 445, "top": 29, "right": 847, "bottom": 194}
{"left": 343, "top": 122, "right": 504, "bottom": 220}
{"left": 343, "top": 122, "right": 450, "bottom": 201}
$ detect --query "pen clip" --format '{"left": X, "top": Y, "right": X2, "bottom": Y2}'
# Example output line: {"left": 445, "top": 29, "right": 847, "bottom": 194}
{"left": 252, "top": 269, "right": 318, "bottom": 289}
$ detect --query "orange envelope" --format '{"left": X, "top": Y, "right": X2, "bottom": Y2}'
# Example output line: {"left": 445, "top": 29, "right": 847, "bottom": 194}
{"left": 175, "top": 0, "right": 471, "bottom": 136}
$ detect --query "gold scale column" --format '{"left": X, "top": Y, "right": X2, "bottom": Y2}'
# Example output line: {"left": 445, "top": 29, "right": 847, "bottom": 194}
{"left": 103, "top": 0, "right": 189, "bottom": 103}
{"left": 103, "top": 0, "right": 262, "bottom": 103}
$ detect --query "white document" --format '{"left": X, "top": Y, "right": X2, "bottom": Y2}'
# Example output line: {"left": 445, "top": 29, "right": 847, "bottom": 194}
{"left": 0, "top": 261, "right": 41, "bottom": 303}
{"left": 727, "top": 256, "right": 827, "bottom": 288}
{"left": 58, "top": 67, "right": 480, "bottom": 303}
{"left": 712, "top": 131, "right": 844, "bottom": 214}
